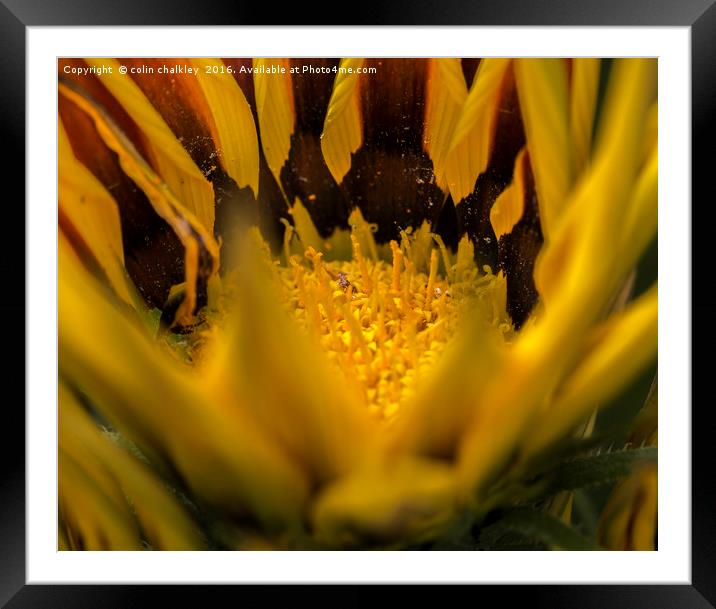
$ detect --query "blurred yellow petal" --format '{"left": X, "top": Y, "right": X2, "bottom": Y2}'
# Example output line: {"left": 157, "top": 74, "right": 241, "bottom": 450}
{"left": 597, "top": 462, "right": 657, "bottom": 550}
{"left": 570, "top": 58, "right": 601, "bottom": 174}
{"left": 58, "top": 117, "right": 133, "bottom": 306}
{"left": 59, "top": 450, "right": 143, "bottom": 550}
{"left": 83, "top": 58, "right": 215, "bottom": 233}
{"left": 490, "top": 146, "right": 528, "bottom": 239}
{"left": 458, "top": 279, "right": 656, "bottom": 503}
{"left": 208, "top": 233, "right": 376, "bottom": 484}
{"left": 58, "top": 522, "right": 71, "bottom": 551}
{"left": 59, "top": 395, "right": 131, "bottom": 511}
{"left": 520, "top": 285, "right": 657, "bottom": 461}
{"left": 515, "top": 58, "right": 572, "bottom": 238}
{"left": 190, "top": 58, "right": 260, "bottom": 197}
{"left": 620, "top": 140, "right": 658, "bottom": 274}
{"left": 630, "top": 378, "right": 658, "bottom": 448}
{"left": 458, "top": 61, "right": 656, "bottom": 499}
{"left": 253, "top": 58, "right": 295, "bottom": 187}
{"left": 535, "top": 58, "right": 656, "bottom": 308}
{"left": 59, "top": 383, "right": 206, "bottom": 550}
{"left": 423, "top": 58, "right": 468, "bottom": 191}
{"left": 642, "top": 101, "right": 658, "bottom": 166}
{"left": 444, "top": 59, "right": 511, "bottom": 204}
{"left": 312, "top": 457, "right": 457, "bottom": 547}
{"left": 56, "top": 56, "right": 659, "bottom": 551}
{"left": 456, "top": 347, "right": 549, "bottom": 501}
{"left": 59, "top": 241, "right": 309, "bottom": 530}
{"left": 320, "top": 58, "right": 364, "bottom": 184}
{"left": 545, "top": 490, "right": 575, "bottom": 524}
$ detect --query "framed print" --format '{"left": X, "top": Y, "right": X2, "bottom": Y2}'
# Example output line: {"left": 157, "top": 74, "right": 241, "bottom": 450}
{"left": 2, "top": 0, "right": 713, "bottom": 606}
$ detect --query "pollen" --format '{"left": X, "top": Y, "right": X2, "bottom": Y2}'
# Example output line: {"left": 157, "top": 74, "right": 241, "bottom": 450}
{"left": 270, "top": 212, "right": 513, "bottom": 421}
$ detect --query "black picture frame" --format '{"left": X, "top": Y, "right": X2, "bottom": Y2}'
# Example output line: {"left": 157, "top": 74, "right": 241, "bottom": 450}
{"left": 3, "top": 1, "right": 712, "bottom": 605}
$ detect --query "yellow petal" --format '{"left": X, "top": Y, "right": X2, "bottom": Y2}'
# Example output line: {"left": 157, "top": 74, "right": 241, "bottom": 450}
{"left": 58, "top": 117, "right": 133, "bottom": 305}
{"left": 620, "top": 139, "right": 658, "bottom": 273}
{"left": 58, "top": 79, "right": 220, "bottom": 325}
{"left": 253, "top": 58, "right": 295, "bottom": 187}
{"left": 444, "top": 59, "right": 511, "bottom": 204}
{"left": 312, "top": 457, "right": 457, "bottom": 547}
{"left": 629, "top": 466, "right": 659, "bottom": 550}
{"left": 546, "top": 490, "right": 575, "bottom": 524}
{"left": 630, "top": 378, "right": 658, "bottom": 448}
{"left": 59, "top": 450, "right": 143, "bottom": 550}
{"left": 570, "top": 58, "right": 601, "bottom": 174}
{"left": 60, "top": 383, "right": 206, "bottom": 550}
{"left": 320, "top": 58, "right": 365, "bottom": 185}
{"left": 534, "top": 58, "right": 657, "bottom": 307}
{"left": 456, "top": 344, "right": 552, "bottom": 501}
{"left": 597, "top": 462, "right": 657, "bottom": 550}
{"left": 521, "top": 285, "right": 657, "bottom": 461}
{"left": 514, "top": 59, "right": 572, "bottom": 238}
{"left": 490, "top": 146, "right": 528, "bottom": 239}
{"left": 642, "top": 101, "right": 658, "bottom": 166}
{"left": 58, "top": 521, "right": 71, "bottom": 551}
{"left": 190, "top": 58, "right": 260, "bottom": 197}
{"left": 455, "top": 232, "right": 476, "bottom": 281}
{"left": 423, "top": 58, "right": 468, "bottom": 191}
{"left": 59, "top": 242, "right": 309, "bottom": 530}
{"left": 208, "top": 233, "right": 377, "bottom": 484}
{"left": 459, "top": 62, "right": 656, "bottom": 498}
{"left": 83, "top": 58, "right": 215, "bottom": 233}
{"left": 289, "top": 197, "right": 325, "bottom": 254}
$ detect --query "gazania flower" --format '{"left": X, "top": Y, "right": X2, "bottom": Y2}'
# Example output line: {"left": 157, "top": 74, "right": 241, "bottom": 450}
{"left": 57, "top": 57, "right": 657, "bottom": 550}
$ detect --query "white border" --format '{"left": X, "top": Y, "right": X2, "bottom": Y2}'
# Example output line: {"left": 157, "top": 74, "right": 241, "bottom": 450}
{"left": 28, "top": 26, "right": 691, "bottom": 583}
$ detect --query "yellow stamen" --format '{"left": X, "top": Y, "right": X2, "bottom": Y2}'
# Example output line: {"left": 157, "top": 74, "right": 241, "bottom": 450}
{"left": 425, "top": 249, "right": 439, "bottom": 310}
{"left": 390, "top": 240, "right": 403, "bottom": 292}
{"left": 267, "top": 224, "right": 512, "bottom": 420}
{"left": 351, "top": 234, "right": 373, "bottom": 294}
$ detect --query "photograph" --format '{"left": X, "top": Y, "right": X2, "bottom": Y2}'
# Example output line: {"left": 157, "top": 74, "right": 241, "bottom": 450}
{"left": 56, "top": 56, "right": 658, "bottom": 552}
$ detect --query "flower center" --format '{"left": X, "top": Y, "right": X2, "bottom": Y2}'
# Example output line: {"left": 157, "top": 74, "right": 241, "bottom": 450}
{"left": 271, "top": 214, "right": 514, "bottom": 420}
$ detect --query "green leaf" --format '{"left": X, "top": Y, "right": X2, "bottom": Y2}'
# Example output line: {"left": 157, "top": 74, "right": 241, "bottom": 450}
{"left": 478, "top": 506, "right": 600, "bottom": 550}
{"left": 544, "top": 446, "right": 657, "bottom": 493}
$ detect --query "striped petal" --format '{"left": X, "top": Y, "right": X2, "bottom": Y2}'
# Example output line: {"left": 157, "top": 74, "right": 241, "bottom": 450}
{"left": 190, "top": 58, "right": 260, "bottom": 197}
{"left": 83, "top": 58, "right": 215, "bottom": 233}
{"left": 444, "top": 58, "right": 512, "bottom": 204}
{"left": 58, "top": 79, "right": 220, "bottom": 325}
{"left": 423, "top": 58, "right": 469, "bottom": 191}
{"left": 321, "top": 58, "right": 365, "bottom": 185}
{"left": 490, "top": 146, "right": 529, "bottom": 239}
{"left": 253, "top": 58, "right": 295, "bottom": 188}
{"left": 323, "top": 59, "right": 446, "bottom": 243}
